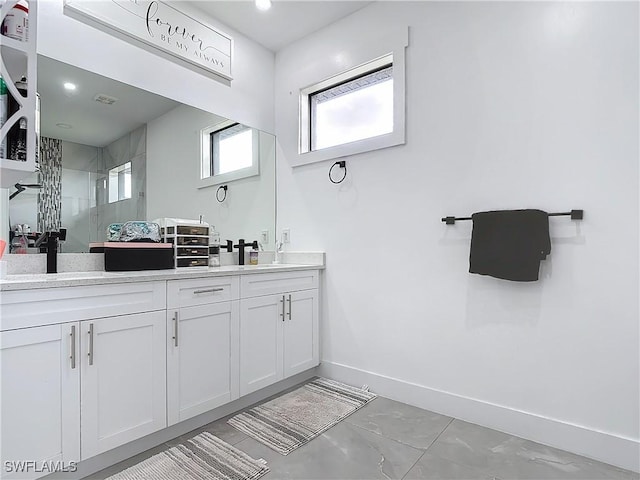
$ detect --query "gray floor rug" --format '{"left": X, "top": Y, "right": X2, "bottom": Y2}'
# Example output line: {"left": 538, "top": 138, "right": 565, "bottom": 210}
{"left": 228, "top": 377, "right": 377, "bottom": 455}
{"left": 106, "top": 432, "right": 269, "bottom": 480}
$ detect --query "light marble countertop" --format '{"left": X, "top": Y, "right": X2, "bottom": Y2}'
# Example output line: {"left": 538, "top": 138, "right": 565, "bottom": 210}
{"left": 0, "top": 263, "right": 324, "bottom": 291}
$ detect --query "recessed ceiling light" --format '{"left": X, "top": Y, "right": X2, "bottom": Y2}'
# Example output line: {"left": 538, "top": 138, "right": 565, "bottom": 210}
{"left": 56, "top": 123, "right": 73, "bottom": 129}
{"left": 255, "top": 0, "right": 271, "bottom": 11}
{"left": 63, "top": 82, "right": 77, "bottom": 91}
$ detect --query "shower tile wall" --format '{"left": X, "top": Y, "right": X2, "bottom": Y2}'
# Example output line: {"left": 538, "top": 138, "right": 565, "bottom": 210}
{"left": 61, "top": 141, "right": 100, "bottom": 252}
{"left": 38, "top": 137, "right": 63, "bottom": 233}
{"left": 95, "top": 126, "right": 147, "bottom": 239}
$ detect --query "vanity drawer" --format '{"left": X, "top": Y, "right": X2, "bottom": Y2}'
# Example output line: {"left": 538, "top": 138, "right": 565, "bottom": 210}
{"left": 0, "top": 281, "right": 167, "bottom": 331}
{"left": 176, "top": 237, "right": 208, "bottom": 246}
{"left": 177, "top": 258, "right": 209, "bottom": 267}
{"left": 167, "top": 276, "right": 239, "bottom": 308}
{"left": 176, "top": 247, "right": 209, "bottom": 257}
{"left": 241, "top": 270, "right": 319, "bottom": 298}
{"left": 176, "top": 225, "right": 209, "bottom": 236}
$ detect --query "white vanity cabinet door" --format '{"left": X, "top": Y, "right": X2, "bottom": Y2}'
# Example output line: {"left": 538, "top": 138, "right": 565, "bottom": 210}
{"left": 239, "top": 294, "right": 285, "bottom": 396}
{"left": 239, "top": 288, "right": 319, "bottom": 396}
{"left": 80, "top": 311, "right": 166, "bottom": 460}
{"left": 283, "top": 289, "right": 319, "bottom": 378}
{"left": 0, "top": 323, "right": 80, "bottom": 479}
{"left": 167, "top": 301, "right": 239, "bottom": 426}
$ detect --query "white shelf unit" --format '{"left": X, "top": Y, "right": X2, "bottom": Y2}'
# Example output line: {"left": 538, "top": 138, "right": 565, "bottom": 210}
{"left": 0, "top": 0, "right": 38, "bottom": 188}
{"left": 156, "top": 218, "right": 211, "bottom": 268}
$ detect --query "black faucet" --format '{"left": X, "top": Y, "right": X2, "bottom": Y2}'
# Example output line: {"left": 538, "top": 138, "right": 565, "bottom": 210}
{"left": 220, "top": 240, "right": 234, "bottom": 253}
{"left": 233, "top": 239, "right": 258, "bottom": 265}
{"left": 35, "top": 229, "right": 67, "bottom": 274}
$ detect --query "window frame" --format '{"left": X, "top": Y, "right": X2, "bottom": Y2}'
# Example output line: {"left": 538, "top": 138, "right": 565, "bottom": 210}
{"left": 297, "top": 48, "right": 406, "bottom": 166}
{"left": 199, "top": 120, "right": 260, "bottom": 188}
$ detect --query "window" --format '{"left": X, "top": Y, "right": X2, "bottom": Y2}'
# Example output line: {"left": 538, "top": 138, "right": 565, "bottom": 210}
{"left": 298, "top": 52, "right": 405, "bottom": 165}
{"left": 310, "top": 65, "right": 393, "bottom": 151}
{"left": 212, "top": 123, "right": 253, "bottom": 175}
{"left": 108, "top": 162, "right": 131, "bottom": 203}
{"left": 200, "top": 121, "right": 260, "bottom": 187}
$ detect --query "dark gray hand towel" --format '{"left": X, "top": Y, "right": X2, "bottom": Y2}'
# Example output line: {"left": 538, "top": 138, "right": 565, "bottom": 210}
{"left": 469, "top": 209, "right": 550, "bottom": 282}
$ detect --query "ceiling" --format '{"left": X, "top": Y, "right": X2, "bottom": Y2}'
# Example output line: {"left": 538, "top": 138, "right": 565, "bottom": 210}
{"left": 188, "top": 1, "right": 373, "bottom": 52}
{"left": 38, "top": 56, "right": 180, "bottom": 148}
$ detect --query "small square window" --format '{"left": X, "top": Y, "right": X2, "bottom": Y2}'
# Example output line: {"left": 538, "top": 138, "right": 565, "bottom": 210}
{"left": 108, "top": 161, "right": 131, "bottom": 203}
{"left": 211, "top": 123, "right": 254, "bottom": 175}
{"left": 200, "top": 121, "right": 260, "bottom": 187}
{"left": 294, "top": 27, "right": 408, "bottom": 167}
{"left": 298, "top": 53, "right": 405, "bottom": 164}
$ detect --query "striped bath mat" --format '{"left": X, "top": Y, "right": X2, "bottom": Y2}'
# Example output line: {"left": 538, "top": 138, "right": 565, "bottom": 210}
{"left": 228, "top": 377, "right": 377, "bottom": 455}
{"left": 106, "top": 432, "right": 269, "bottom": 480}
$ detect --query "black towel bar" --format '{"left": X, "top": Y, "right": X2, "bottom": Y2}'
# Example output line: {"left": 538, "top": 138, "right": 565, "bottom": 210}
{"left": 442, "top": 209, "right": 583, "bottom": 225}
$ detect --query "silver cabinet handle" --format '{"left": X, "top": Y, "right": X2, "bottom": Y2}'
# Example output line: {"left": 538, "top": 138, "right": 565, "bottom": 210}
{"left": 193, "top": 288, "right": 224, "bottom": 295}
{"left": 280, "top": 295, "right": 285, "bottom": 321}
{"left": 172, "top": 312, "right": 179, "bottom": 347}
{"left": 287, "top": 294, "right": 292, "bottom": 320}
{"left": 70, "top": 325, "right": 76, "bottom": 369}
{"left": 88, "top": 323, "right": 94, "bottom": 366}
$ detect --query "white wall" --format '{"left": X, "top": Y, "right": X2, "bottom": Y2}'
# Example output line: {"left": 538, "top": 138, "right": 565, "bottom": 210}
{"left": 275, "top": 1, "right": 639, "bottom": 472}
{"left": 146, "top": 105, "right": 276, "bottom": 247}
{"left": 37, "top": 0, "right": 275, "bottom": 133}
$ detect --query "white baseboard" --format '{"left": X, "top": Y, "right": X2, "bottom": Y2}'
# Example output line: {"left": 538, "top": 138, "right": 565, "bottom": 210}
{"left": 319, "top": 361, "right": 640, "bottom": 473}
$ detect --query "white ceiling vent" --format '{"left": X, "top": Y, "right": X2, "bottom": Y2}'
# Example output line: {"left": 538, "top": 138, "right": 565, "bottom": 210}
{"left": 93, "top": 93, "right": 119, "bottom": 105}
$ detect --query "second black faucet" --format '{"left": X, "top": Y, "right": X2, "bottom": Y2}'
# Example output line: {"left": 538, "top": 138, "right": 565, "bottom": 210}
{"left": 233, "top": 239, "right": 258, "bottom": 265}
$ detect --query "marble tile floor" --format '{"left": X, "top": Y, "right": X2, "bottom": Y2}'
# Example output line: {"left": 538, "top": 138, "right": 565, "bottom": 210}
{"left": 87, "top": 396, "right": 639, "bottom": 480}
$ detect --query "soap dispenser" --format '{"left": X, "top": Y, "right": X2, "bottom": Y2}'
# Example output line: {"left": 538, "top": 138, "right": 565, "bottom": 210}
{"left": 249, "top": 244, "right": 259, "bottom": 265}
{"left": 209, "top": 227, "right": 221, "bottom": 267}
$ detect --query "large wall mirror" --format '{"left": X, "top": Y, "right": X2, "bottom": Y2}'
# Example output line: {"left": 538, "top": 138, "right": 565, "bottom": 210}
{"left": 6, "top": 55, "right": 276, "bottom": 253}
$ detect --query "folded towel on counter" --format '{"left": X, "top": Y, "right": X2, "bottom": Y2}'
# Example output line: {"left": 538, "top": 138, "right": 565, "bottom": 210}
{"left": 469, "top": 209, "right": 550, "bottom": 282}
